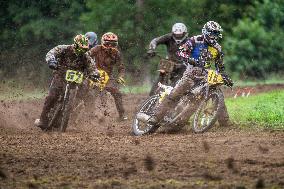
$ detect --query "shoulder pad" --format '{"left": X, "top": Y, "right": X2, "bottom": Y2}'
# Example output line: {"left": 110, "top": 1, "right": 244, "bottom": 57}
{"left": 213, "top": 43, "right": 222, "bottom": 52}
{"left": 195, "top": 35, "right": 204, "bottom": 42}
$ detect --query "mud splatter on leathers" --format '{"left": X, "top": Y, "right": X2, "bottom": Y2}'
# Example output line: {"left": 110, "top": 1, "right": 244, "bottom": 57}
{"left": 88, "top": 45, "right": 126, "bottom": 118}
{"left": 40, "top": 45, "right": 98, "bottom": 125}
{"left": 148, "top": 33, "right": 189, "bottom": 95}
{"left": 152, "top": 35, "right": 230, "bottom": 126}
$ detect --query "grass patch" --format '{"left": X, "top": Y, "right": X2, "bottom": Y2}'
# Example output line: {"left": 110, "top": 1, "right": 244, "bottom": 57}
{"left": 120, "top": 77, "right": 284, "bottom": 94}
{"left": 0, "top": 84, "right": 46, "bottom": 101}
{"left": 0, "top": 89, "right": 46, "bottom": 101}
{"left": 226, "top": 90, "right": 284, "bottom": 129}
{"left": 121, "top": 84, "right": 151, "bottom": 94}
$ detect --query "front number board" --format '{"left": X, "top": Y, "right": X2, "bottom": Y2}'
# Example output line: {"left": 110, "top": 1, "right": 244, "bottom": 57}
{"left": 65, "top": 70, "right": 84, "bottom": 84}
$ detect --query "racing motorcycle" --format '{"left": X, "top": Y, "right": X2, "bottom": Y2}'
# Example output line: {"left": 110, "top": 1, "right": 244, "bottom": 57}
{"left": 47, "top": 69, "right": 109, "bottom": 132}
{"left": 149, "top": 53, "right": 185, "bottom": 96}
{"left": 132, "top": 67, "right": 230, "bottom": 135}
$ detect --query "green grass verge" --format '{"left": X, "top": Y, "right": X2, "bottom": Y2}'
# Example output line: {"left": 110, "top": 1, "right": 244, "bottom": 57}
{"left": 234, "top": 77, "right": 284, "bottom": 87}
{"left": 121, "top": 84, "right": 151, "bottom": 94}
{"left": 0, "top": 88, "right": 46, "bottom": 101}
{"left": 226, "top": 90, "right": 284, "bottom": 129}
{"left": 120, "top": 77, "right": 284, "bottom": 94}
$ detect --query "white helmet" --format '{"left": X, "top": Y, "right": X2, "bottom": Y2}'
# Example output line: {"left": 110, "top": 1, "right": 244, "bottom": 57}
{"left": 202, "top": 21, "right": 223, "bottom": 45}
{"left": 172, "top": 23, "right": 188, "bottom": 44}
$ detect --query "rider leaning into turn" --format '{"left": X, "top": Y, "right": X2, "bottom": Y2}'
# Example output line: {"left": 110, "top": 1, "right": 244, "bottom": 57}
{"left": 147, "top": 23, "right": 190, "bottom": 96}
{"left": 88, "top": 32, "right": 128, "bottom": 121}
{"left": 34, "top": 34, "right": 99, "bottom": 130}
{"left": 148, "top": 21, "right": 233, "bottom": 126}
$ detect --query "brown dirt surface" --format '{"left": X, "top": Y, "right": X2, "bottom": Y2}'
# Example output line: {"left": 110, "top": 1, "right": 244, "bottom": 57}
{"left": 0, "top": 84, "right": 284, "bottom": 188}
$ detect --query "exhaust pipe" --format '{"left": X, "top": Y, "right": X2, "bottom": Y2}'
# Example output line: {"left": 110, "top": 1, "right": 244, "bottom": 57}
{"left": 136, "top": 112, "right": 151, "bottom": 123}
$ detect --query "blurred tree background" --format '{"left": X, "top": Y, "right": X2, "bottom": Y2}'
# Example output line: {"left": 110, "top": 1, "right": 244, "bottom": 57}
{"left": 1, "top": 0, "right": 283, "bottom": 86}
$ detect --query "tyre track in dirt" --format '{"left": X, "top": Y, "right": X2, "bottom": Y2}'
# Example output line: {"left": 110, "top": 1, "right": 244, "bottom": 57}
{"left": 0, "top": 84, "right": 284, "bottom": 188}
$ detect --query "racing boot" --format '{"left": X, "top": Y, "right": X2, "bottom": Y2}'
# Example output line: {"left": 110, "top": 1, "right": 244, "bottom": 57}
{"left": 34, "top": 119, "right": 48, "bottom": 130}
{"left": 118, "top": 115, "right": 128, "bottom": 121}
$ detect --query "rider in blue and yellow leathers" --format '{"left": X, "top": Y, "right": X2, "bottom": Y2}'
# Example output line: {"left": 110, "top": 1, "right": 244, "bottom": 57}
{"left": 148, "top": 21, "right": 233, "bottom": 126}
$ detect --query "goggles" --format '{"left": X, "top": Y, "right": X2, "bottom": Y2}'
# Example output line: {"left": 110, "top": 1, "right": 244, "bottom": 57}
{"left": 173, "top": 33, "right": 185, "bottom": 39}
{"left": 104, "top": 40, "right": 118, "bottom": 48}
{"left": 208, "top": 30, "right": 222, "bottom": 39}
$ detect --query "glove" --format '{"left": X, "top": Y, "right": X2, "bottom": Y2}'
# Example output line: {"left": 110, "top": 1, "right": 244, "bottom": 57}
{"left": 48, "top": 59, "right": 58, "bottom": 70}
{"left": 89, "top": 72, "right": 100, "bottom": 82}
{"left": 117, "top": 77, "right": 125, "bottom": 85}
{"left": 147, "top": 49, "right": 156, "bottom": 57}
{"left": 221, "top": 73, "right": 234, "bottom": 87}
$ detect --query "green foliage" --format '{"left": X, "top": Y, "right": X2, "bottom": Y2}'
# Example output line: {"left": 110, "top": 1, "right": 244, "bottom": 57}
{"left": 1, "top": 0, "right": 86, "bottom": 46}
{"left": 0, "top": 0, "right": 87, "bottom": 82}
{"left": 224, "top": 0, "right": 284, "bottom": 79}
{"left": 0, "top": 0, "right": 283, "bottom": 83}
{"left": 226, "top": 90, "right": 284, "bottom": 129}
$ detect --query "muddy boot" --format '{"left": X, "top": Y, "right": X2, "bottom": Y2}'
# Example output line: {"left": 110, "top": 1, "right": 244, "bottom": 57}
{"left": 218, "top": 119, "right": 233, "bottom": 127}
{"left": 34, "top": 119, "right": 48, "bottom": 130}
{"left": 118, "top": 115, "right": 128, "bottom": 121}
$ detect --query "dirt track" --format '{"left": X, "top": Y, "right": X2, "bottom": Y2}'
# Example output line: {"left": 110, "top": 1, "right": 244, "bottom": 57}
{"left": 0, "top": 84, "right": 284, "bottom": 188}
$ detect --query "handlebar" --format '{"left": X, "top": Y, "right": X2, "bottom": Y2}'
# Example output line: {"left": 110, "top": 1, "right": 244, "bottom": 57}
{"left": 158, "top": 82, "right": 173, "bottom": 91}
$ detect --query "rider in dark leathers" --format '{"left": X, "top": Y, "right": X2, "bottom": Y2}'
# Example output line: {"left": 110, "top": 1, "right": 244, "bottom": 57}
{"left": 34, "top": 34, "right": 99, "bottom": 130}
{"left": 147, "top": 23, "right": 190, "bottom": 96}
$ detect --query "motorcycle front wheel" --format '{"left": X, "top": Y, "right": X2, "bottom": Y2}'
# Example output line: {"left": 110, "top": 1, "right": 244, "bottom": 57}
{"left": 132, "top": 95, "right": 160, "bottom": 136}
{"left": 59, "top": 85, "right": 76, "bottom": 132}
{"left": 193, "top": 91, "right": 222, "bottom": 133}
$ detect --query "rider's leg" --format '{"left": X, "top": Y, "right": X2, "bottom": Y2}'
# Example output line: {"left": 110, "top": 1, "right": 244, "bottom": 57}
{"left": 105, "top": 80, "right": 127, "bottom": 120}
{"left": 38, "top": 84, "right": 62, "bottom": 128}
{"left": 170, "top": 66, "right": 186, "bottom": 86}
{"left": 217, "top": 91, "right": 231, "bottom": 126}
{"left": 149, "top": 73, "right": 166, "bottom": 96}
{"left": 150, "top": 67, "right": 203, "bottom": 124}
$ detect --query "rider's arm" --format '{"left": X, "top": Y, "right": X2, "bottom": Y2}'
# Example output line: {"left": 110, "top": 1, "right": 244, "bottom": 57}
{"left": 214, "top": 44, "right": 225, "bottom": 73}
{"left": 116, "top": 51, "right": 125, "bottom": 78}
{"left": 176, "top": 38, "right": 194, "bottom": 63}
{"left": 148, "top": 33, "right": 172, "bottom": 50}
{"left": 215, "top": 52, "right": 225, "bottom": 73}
{"left": 214, "top": 46, "right": 233, "bottom": 87}
{"left": 45, "top": 45, "right": 69, "bottom": 69}
{"left": 85, "top": 50, "right": 99, "bottom": 76}
{"left": 46, "top": 45, "right": 68, "bottom": 65}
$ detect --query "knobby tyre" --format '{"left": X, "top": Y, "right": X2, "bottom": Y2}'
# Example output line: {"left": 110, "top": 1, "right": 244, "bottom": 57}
{"left": 132, "top": 95, "right": 160, "bottom": 136}
{"left": 193, "top": 91, "right": 222, "bottom": 133}
{"left": 59, "top": 89, "right": 73, "bottom": 132}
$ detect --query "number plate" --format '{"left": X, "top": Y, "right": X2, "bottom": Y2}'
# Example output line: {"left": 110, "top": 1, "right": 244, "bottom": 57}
{"left": 207, "top": 70, "right": 223, "bottom": 85}
{"left": 89, "top": 69, "right": 110, "bottom": 90}
{"left": 65, "top": 70, "right": 84, "bottom": 84}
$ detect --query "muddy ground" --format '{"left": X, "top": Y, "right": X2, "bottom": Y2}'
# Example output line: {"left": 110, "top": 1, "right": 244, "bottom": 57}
{"left": 0, "top": 84, "right": 284, "bottom": 188}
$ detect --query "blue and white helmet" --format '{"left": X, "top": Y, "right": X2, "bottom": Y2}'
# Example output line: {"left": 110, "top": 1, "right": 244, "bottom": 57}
{"left": 202, "top": 21, "right": 223, "bottom": 45}
{"left": 172, "top": 23, "right": 188, "bottom": 44}
{"left": 85, "top": 32, "right": 98, "bottom": 48}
